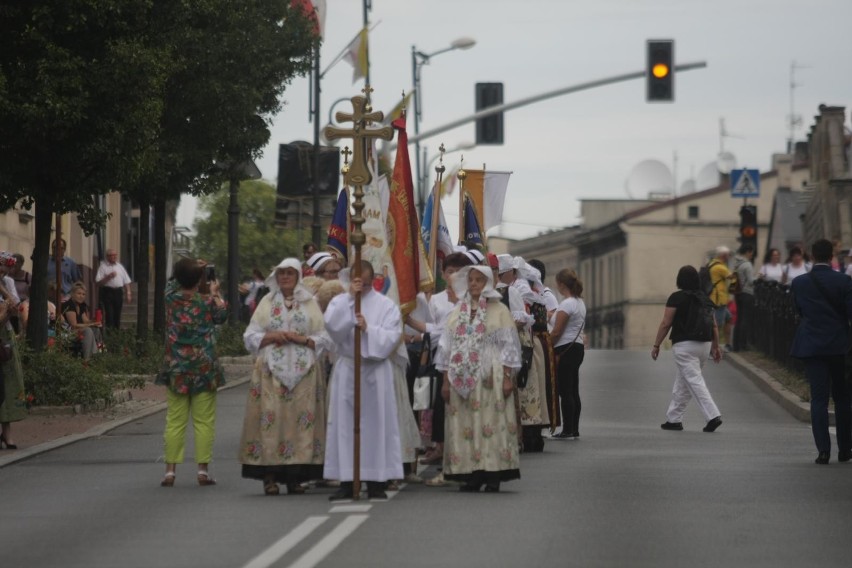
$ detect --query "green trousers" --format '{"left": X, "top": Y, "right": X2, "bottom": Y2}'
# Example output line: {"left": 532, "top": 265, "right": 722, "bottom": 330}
{"left": 163, "top": 390, "right": 217, "bottom": 464}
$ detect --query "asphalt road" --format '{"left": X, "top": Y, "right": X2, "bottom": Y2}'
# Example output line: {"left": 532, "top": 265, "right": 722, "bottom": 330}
{"left": 1, "top": 349, "right": 851, "bottom": 568}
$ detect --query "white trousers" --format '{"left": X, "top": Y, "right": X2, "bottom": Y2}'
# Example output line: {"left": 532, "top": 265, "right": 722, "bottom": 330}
{"left": 666, "top": 341, "right": 720, "bottom": 423}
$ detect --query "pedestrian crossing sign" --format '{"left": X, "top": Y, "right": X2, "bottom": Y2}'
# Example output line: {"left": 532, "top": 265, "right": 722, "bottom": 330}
{"left": 730, "top": 168, "right": 760, "bottom": 197}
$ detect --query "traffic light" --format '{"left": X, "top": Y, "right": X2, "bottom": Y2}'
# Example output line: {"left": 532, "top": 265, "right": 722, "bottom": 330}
{"left": 739, "top": 205, "right": 757, "bottom": 250}
{"left": 475, "top": 82, "right": 504, "bottom": 145}
{"left": 646, "top": 40, "right": 674, "bottom": 102}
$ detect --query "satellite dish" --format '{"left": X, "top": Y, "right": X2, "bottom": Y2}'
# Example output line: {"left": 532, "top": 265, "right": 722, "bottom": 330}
{"left": 716, "top": 151, "right": 737, "bottom": 175}
{"left": 624, "top": 159, "right": 673, "bottom": 199}
{"left": 679, "top": 179, "right": 697, "bottom": 194}
{"left": 696, "top": 162, "right": 721, "bottom": 190}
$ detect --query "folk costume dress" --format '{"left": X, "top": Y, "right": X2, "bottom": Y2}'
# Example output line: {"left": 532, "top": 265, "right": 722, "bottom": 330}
{"left": 323, "top": 283, "right": 404, "bottom": 483}
{"left": 239, "top": 263, "right": 329, "bottom": 486}
{"left": 436, "top": 266, "right": 522, "bottom": 485}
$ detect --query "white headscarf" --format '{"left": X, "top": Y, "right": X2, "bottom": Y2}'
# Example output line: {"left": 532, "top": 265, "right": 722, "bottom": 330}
{"left": 497, "top": 254, "right": 514, "bottom": 274}
{"left": 306, "top": 252, "right": 333, "bottom": 272}
{"left": 266, "top": 258, "right": 313, "bottom": 302}
{"left": 451, "top": 265, "right": 502, "bottom": 301}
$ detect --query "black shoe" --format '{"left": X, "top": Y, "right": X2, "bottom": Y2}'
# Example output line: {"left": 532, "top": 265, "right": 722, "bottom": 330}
{"left": 660, "top": 421, "right": 683, "bottom": 431}
{"left": 459, "top": 483, "right": 482, "bottom": 493}
{"left": 815, "top": 452, "right": 830, "bottom": 465}
{"left": 552, "top": 431, "right": 575, "bottom": 440}
{"left": 328, "top": 482, "right": 354, "bottom": 502}
{"left": 0, "top": 434, "right": 18, "bottom": 449}
{"left": 484, "top": 483, "right": 501, "bottom": 493}
{"left": 838, "top": 450, "right": 852, "bottom": 463}
{"left": 368, "top": 490, "right": 388, "bottom": 501}
{"left": 703, "top": 416, "right": 723, "bottom": 433}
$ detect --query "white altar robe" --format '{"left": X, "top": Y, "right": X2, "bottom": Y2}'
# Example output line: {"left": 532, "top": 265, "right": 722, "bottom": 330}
{"left": 323, "top": 288, "right": 404, "bottom": 482}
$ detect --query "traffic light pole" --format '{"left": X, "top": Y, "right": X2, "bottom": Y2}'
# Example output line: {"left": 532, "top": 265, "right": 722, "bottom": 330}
{"left": 397, "top": 61, "right": 707, "bottom": 147}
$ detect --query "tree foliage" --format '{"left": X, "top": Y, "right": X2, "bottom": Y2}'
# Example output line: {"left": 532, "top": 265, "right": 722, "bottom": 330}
{"left": 193, "top": 180, "right": 300, "bottom": 282}
{"left": 0, "top": 1, "right": 316, "bottom": 348}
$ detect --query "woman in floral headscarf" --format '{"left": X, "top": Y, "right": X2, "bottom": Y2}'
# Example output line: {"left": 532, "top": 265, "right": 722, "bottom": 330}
{"left": 239, "top": 258, "right": 330, "bottom": 496}
{"left": 436, "top": 265, "right": 522, "bottom": 492}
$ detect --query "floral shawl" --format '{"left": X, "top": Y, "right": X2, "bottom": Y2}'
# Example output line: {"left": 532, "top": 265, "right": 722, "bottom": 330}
{"left": 262, "top": 287, "right": 321, "bottom": 392}
{"left": 447, "top": 294, "right": 489, "bottom": 399}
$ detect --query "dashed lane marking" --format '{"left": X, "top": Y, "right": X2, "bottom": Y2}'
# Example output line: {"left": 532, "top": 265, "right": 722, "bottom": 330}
{"left": 329, "top": 504, "right": 372, "bottom": 513}
{"left": 241, "top": 516, "right": 329, "bottom": 568}
{"left": 288, "top": 514, "right": 370, "bottom": 568}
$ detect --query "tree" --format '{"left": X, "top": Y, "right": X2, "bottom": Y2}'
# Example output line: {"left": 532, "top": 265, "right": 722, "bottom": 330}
{"left": 193, "top": 180, "right": 300, "bottom": 281}
{"left": 124, "top": 0, "right": 316, "bottom": 335}
{"left": 0, "top": 1, "right": 172, "bottom": 350}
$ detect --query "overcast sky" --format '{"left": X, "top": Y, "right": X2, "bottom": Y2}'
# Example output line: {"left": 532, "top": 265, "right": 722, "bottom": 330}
{"left": 177, "top": 0, "right": 852, "bottom": 241}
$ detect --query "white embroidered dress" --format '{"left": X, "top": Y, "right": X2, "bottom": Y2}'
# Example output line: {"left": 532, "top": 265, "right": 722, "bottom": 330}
{"left": 436, "top": 287, "right": 522, "bottom": 482}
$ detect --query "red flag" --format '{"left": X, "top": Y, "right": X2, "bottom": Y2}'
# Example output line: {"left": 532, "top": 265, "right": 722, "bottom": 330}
{"left": 389, "top": 114, "right": 433, "bottom": 315}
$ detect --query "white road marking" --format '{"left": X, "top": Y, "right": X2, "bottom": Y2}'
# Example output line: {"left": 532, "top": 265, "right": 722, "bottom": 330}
{"left": 329, "top": 504, "right": 372, "bottom": 513}
{"left": 287, "top": 515, "right": 369, "bottom": 568}
{"left": 241, "top": 516, "right": 329, "bottom": 568}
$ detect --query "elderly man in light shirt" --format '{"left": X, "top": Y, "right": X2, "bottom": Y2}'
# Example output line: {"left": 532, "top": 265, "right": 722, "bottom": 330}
{"left": 95, "top": 249, "right": 132, "bottom": 330}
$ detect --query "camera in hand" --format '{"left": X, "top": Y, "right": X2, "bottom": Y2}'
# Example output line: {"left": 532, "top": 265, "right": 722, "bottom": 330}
{"left": 199, "top": 264, "right": 216, "bottom": 294}
{"left": 205, "top": 265, "right": 216, "bottom": 282}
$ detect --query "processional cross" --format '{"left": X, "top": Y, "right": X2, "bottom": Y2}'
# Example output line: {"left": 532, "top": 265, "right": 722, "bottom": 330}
{"left": 323, "top": 91, "right": 393, "bottom": 500}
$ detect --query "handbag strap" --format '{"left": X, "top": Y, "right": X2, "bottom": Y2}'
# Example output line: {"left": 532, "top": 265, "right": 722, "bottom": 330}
{"left": 419, "top": 333, "right": 432, "bottom": 367}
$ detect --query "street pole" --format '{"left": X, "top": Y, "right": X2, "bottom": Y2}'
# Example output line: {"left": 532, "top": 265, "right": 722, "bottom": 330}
{"left": 227, "top": 176, "right": 240, "bottom": 323}
{"left": 411, "top": 46, "right": 422, "bottom": 218}
{"left": 400, "top": 61, "right": 709, "bottom": 147}
{"left": 311, "top": 42, "right": 322, "bottom": 248}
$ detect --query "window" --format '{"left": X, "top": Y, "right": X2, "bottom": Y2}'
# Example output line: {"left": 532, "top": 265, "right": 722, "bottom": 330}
{"left": 687, "top": 205, "right": 699, "bottom": 220}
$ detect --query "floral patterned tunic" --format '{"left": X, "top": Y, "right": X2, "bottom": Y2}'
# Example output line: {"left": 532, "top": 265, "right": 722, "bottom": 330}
{"left": 155, "top": 282, "right": 228, "bottom": 395}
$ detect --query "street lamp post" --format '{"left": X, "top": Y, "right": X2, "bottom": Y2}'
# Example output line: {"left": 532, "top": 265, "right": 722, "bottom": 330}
{"left": 412, "top": 37, "right": 475, "bottom": 217}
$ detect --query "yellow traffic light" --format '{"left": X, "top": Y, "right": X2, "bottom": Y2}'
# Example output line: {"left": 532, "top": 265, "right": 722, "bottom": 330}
{"left": 652, "top": 63, "right": 669, "bottom": 78}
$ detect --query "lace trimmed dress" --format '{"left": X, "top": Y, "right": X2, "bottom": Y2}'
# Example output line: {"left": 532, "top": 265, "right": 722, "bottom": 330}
{"left": 239, "top": 291, "right": 330, "bottom": 485}
{"left": 436, "top": 300, "right": 522, "bottom": 483}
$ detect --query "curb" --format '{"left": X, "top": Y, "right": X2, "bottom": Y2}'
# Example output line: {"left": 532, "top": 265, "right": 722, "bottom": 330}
{"left": 0, "top": 371, "right": 253, "bottom": 469}
{"left": 725, "top": 352, "right": 822, "bottom": 424}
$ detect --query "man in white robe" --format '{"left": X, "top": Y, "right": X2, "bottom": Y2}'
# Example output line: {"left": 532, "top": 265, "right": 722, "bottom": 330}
{"left": 323, "top": 260, "right": 404, "bottom": 501}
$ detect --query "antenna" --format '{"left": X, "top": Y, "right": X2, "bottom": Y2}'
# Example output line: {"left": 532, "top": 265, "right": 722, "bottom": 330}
{"left": 787, "top": 60, "right": 809, "bottom": 153}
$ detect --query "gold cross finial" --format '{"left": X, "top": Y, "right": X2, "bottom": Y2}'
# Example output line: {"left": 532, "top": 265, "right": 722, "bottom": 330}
{"left": 341, "top": 146, "right": 352, "bottom": 174}
{"left": 361, "top": 85, "right": 374, "bottom": 99}
{"left": 324, "top": 95, "right": 393, "bottom": 186}
{"left": 436, "top": 143, "right": 446, "bottom": 175}
{"left": 458, "top": 155, "right": 467, "bottom": 182}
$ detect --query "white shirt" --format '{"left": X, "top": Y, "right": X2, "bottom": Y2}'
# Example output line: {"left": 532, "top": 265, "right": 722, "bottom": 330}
{"left": 552, "top": 297, "right": 586, "bottom": 347}
{"left": 427, "top": 290, "right": 455, "bottom": 335}
{"left": 95, "top": 261, "right": 131, "bottom": 289}
{"left": 405, "top": 292, "right": 434, "bottom": 337}
{"left": 541, "top": 287, "right": 559, "bottom": 312}
{"left": 784, "top": 262, "right": 811, "bottom": 283}
{"left": 2, "top": 276, "right": 20, "bottom": 304}
{"left": 759, "top": 263, "right": 784, "bottom": 283}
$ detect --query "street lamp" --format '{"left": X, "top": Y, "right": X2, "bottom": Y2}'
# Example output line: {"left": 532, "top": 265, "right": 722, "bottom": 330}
{"left": 412, "top": 37, "right": 476, "bottom": 215}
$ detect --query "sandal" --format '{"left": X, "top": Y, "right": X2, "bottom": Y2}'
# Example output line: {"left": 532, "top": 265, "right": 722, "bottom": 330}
{"left": 197, "top": 471, "right": 216, "bottom": 486}
{"left": 160, "top": 472, "right": 175, "bottom": 487}
{"left": 424, "top": 473, "right": 448, "bottom": 487}
{"left": 286, "top": 483, "right": 306, "bottom": 495}
{"left": 264, "top": 481, "right": 280, "bottom": 496}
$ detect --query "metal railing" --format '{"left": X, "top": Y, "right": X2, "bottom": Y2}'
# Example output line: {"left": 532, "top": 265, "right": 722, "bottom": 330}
{"left": 751, "top": 279, "right": 802, "bottom": 372}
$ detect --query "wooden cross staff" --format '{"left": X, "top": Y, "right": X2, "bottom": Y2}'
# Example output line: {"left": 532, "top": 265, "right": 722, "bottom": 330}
{"left": 323, "top": 92, "right": 393, "bottom": 500}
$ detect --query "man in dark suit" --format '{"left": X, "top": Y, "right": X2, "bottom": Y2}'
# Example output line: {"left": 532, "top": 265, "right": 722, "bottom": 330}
{"left": 790, "top": 239, "right": 852, "bottom": 464}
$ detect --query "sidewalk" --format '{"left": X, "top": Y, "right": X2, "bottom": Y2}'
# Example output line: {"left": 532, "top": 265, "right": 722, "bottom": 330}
{"left": 0, "top": 356, "right": 254, "bottom": 468}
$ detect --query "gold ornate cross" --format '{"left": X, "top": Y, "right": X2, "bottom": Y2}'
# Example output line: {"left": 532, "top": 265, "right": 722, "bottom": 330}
{"left": 324, "top": 95, "right": 392, "bottom": 186}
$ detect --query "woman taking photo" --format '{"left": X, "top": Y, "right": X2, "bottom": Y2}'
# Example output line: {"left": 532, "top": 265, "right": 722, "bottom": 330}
{"left": 651, "top": 265, "right": 723, "bottom": 432}
{"left": 239, "top": 258, "right": 329, "bottom": 496}
{"left": 156, "top": 258, "right": 228, "bottom": 487}
{"left": 436, "top": 265, "right": 521, "bottom": 493}
{"left": 550, "top": 269, "right": 586, "bottom": 440}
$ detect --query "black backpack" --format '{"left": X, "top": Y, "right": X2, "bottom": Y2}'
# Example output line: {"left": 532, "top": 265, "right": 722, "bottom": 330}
{"left": 683, "top": 290, "right": 715, "bottom": 342}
